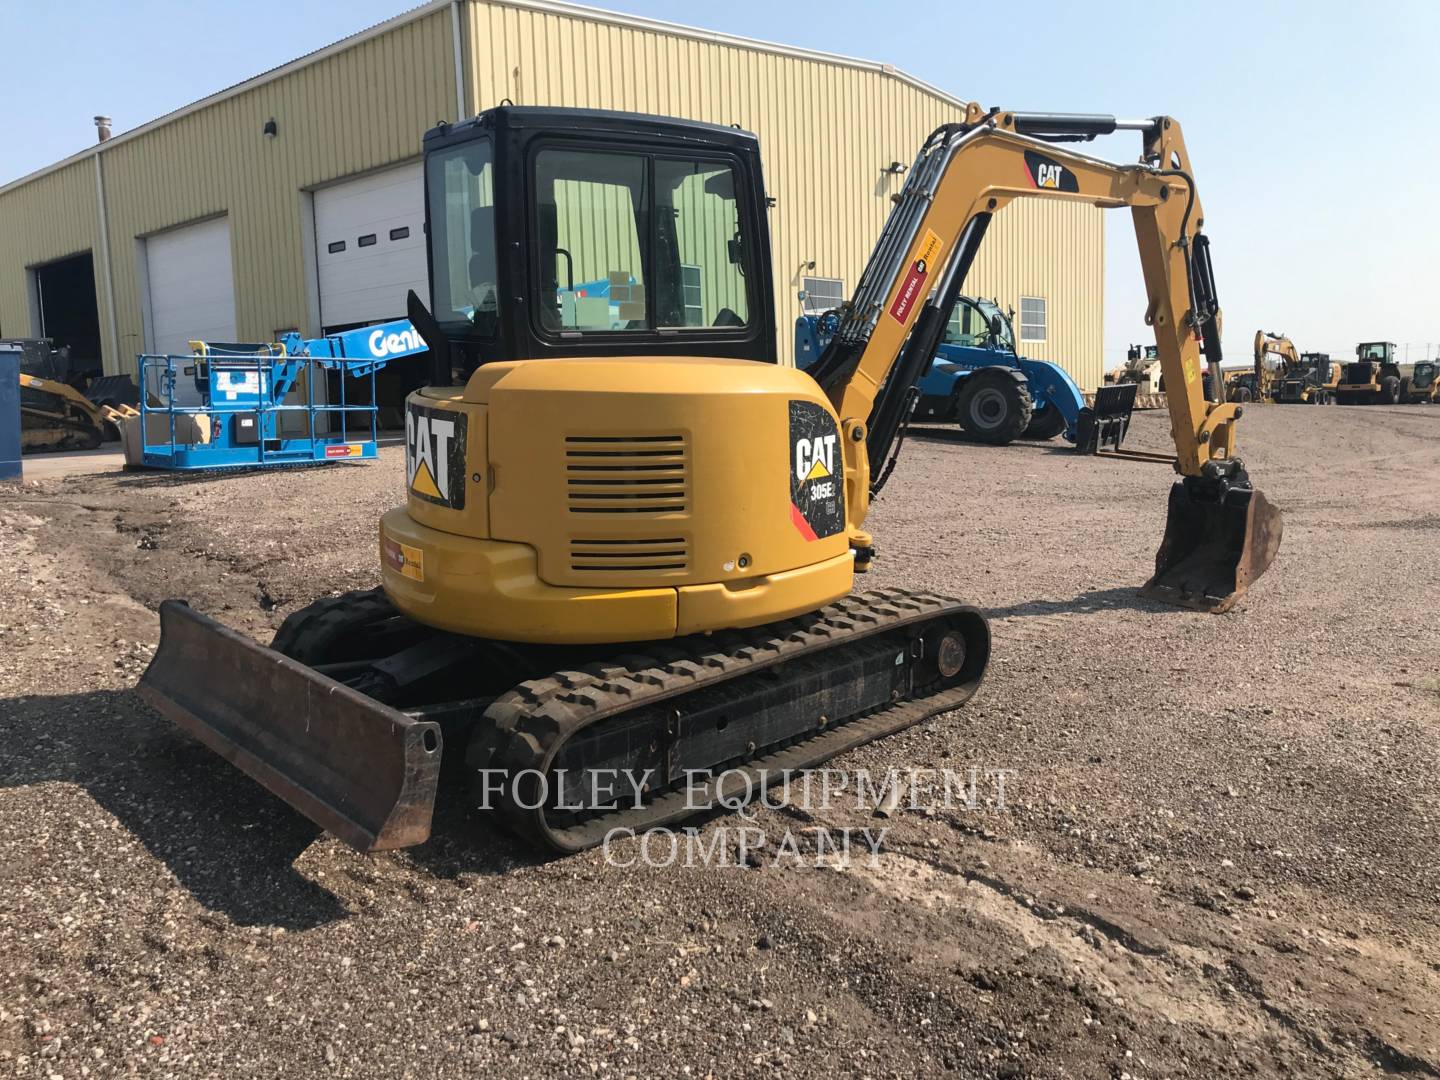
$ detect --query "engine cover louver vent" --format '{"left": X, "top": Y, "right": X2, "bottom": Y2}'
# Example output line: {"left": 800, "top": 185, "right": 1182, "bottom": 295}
{"left": 569, "top": 537, "right": 690, "bottom": 574}
{"left": 565, "top": 435, "right": 687, "bottom": 515}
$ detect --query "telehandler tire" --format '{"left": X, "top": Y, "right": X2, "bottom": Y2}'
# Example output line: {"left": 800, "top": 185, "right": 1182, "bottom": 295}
{"left": 1022, "top": 402, "right": 1067, "bottom": 441}
{"left": 955, "top": 370, "right": 1033, "bottom": 445}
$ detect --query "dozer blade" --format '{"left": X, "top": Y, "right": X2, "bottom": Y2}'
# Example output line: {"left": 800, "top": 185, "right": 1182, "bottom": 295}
{"left": 1140, "top": 475, "right": 1282, "bottom": 613}
{"left": 137, "top": 600, "right": 442, "bottom": 850}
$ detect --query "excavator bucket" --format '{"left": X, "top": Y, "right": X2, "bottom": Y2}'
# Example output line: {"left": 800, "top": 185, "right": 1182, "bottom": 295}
{"left": 137, "top": 600, "right": 442, "bottom": 850}
{"left": 1141, "top": 476, "right": 1282, "bottom": 613}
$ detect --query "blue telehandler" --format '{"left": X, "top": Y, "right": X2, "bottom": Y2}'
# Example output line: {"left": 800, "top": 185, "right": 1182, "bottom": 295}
{"left": 796, "top": 294, "right": 1123, "bottom": 447}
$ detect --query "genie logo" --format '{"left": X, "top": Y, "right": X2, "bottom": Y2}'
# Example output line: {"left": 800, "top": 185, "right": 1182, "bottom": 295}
{"left": 369, "top": 325, "right": 424, "bottom": 358}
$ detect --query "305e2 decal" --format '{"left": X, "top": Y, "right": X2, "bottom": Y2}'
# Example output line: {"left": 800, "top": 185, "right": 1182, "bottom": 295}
{"left": 789, "top": 400, "right": 844, "bottom": 541}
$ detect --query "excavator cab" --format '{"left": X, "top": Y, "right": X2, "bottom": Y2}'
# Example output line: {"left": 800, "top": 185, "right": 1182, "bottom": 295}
{"left": 1277, "top": 351, "right": 1338, "bottom": 404}
{"left": 416, "top": 107, "right": 777, "bottom": 383}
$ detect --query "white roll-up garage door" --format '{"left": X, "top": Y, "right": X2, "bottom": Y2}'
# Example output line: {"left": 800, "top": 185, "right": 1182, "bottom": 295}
{"left": 314, "top": 163, "right": 427, "bottom": 330}
{"left": 145, "top": 216, "right": 236, "bottom": 355}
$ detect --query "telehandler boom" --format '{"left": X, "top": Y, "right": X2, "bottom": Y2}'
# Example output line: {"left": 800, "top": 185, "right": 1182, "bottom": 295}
{"left": 139, "top": 105, "right": 1281, "bottom": 853}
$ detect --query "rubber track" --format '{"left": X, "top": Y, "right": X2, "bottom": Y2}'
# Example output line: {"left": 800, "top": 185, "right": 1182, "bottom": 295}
{"left": 21, "top": 408, "right": 103, "bottom": 451}
{"left": 471, "top": 587, "right": 988, "bottom": 852}
{"left": 270, "top": 588, "right": 398, "bottom": 660}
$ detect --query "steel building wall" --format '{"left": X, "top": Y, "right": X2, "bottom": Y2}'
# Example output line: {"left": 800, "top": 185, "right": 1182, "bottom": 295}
{"left": 0, "top": 0, "right": 1103, "bottom": 386}
{"left": 0, "top": 160, "right": 106, "bottom": 343}
{"left": 460, "top": 0, "right": 1104, "bottom": 386}
{"left": 101, "top": 9, "right": 454, "bottom": 371}
{"left": 0, "top": 8, "right": 456, "bottom": 373}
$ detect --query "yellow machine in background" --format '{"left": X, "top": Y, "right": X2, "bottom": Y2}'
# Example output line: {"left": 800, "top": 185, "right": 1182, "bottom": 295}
{"left": 5, "top": 338, "right": 134, "bottom": 452}
{"left": 1274, "top": 350, "right": 1341, "bottom": 404}
{"left": 1109, "top": 344, "right": 1162, "bottom": 391}
{"left": 1106, "top": 344, "right": 1168, "bottom": 409}
{"left": 1335, "top": 342, "right": 1438, "bottom": 404}
{"left": 18, "top": 372, "right": 126, "bottom": 452}
{"left": 1227, "top": 331, "right": 1299, "bottom": 403}
{"left": 140, "top": 105, "right": 1282, "bottom": 853}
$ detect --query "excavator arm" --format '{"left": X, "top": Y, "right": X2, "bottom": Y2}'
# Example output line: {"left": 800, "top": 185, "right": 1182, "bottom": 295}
{"left": 1254, "top": 330, "right": 1300, "bottom": 395}
{"left": 809, "top": 105, "right": 1281, "bottom": 612}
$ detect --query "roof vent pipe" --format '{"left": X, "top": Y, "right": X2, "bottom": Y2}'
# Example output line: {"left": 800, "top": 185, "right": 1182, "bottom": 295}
{"left": 94, "top": 116, "right": 112, "bottom": 142}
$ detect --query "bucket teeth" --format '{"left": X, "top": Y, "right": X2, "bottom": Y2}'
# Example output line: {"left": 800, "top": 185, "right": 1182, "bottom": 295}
{"left": 1141, "top": 476, "right": 1282, "bottom": 614}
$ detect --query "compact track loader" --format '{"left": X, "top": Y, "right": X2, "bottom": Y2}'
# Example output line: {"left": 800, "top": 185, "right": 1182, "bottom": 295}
{"left": 4, "top": 339, "right": 126, "bottom": 452}
{"left": 140, "top": 105, "right": 1281, "bottom": 853}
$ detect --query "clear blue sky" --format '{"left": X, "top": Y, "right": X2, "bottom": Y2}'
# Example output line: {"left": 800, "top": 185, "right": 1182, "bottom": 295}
{"left": 5, "top": 0, "right": 1438, "bottom": 364}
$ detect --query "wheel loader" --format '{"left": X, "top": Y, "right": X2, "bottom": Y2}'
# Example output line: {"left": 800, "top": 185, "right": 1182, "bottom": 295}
{"left": 1334, "top": 342, "right": 1434, "bottom": 404}
{"left": 138, "top": 104, "right": 1281, "bottom": 853}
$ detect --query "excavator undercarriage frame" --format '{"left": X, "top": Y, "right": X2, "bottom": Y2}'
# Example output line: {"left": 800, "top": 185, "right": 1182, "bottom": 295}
{"left": 141, "top": 589, "right": 988, "bottom": 851}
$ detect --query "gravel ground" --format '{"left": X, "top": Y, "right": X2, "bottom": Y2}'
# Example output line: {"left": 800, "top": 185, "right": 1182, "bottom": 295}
{"left": 1, "top": 402, "right": 1437, "bottom": 1079}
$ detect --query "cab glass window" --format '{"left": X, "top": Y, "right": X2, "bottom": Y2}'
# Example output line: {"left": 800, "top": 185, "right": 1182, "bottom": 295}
{"left": 943, "top": 298, "right": 992, "bottom": 347}
{"left": 533, "top": 147, "right": 750, "bottom": 334}
{"left": 655, "top": 159, "right": 749, "bottom": 329}
{"left": 427, "top": 139, "right": 497, "bottom": 337}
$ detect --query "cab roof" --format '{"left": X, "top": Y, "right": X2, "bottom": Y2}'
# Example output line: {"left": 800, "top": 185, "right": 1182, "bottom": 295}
{"left": 423, "top": 105, "right": 760, "bottom": 152}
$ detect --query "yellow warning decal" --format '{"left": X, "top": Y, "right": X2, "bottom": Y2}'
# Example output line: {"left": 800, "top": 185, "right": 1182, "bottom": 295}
{"left": 914, "top": 229, "right": 943, "bottom": 270}
{"left": 382, "top": 537, "right": 424, "bottom": 582}
{"left": 804, "top": 458, "right": 831, "bottom": 481}
{"left": 410, "top": 459, "right": 443, "bottom": 500}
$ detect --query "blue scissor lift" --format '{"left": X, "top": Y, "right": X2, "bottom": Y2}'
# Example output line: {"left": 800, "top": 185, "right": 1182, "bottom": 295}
{"left": 138, "top": 319, "right": 426, "bottom": 470}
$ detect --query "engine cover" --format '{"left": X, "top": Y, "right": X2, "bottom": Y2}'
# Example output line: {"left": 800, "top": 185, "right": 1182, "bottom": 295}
{"left": 383, "top": 356, "right": 858, "bottom": 642}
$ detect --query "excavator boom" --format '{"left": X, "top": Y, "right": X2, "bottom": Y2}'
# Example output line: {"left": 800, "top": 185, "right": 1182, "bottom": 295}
{"left": 808, "top": 106, "right": 1280, "bottom": 610}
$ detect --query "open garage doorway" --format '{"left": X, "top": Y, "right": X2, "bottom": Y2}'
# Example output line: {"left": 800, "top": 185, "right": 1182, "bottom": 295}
{"left": 31, "top": 252, "right": 103, "bottom": 379}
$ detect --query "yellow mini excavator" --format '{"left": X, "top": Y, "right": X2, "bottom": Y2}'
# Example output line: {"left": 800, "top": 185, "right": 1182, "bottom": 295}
{"left": 139, "top": 105, "right": 1281, "bottom": 853}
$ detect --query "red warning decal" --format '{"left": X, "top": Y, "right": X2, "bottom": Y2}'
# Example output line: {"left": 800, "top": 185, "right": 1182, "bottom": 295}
{"left": 790, "top": 502, "right": 818, "bottom": 542}
{"left": 887, "top": 229, "right": 943, "bottom": 325}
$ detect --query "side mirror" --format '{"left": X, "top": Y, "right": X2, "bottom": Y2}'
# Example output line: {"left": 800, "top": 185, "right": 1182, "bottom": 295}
{"left": 727, "top": 236, "right": 743, "bottom": 266}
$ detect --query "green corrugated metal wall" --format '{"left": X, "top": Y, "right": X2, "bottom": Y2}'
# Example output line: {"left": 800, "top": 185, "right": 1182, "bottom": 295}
{"left": 461, "top": 0, "right": 1104, "bottom": 387}
{"left": 0, "top": 0, "right": 1103, "bottom": 387}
